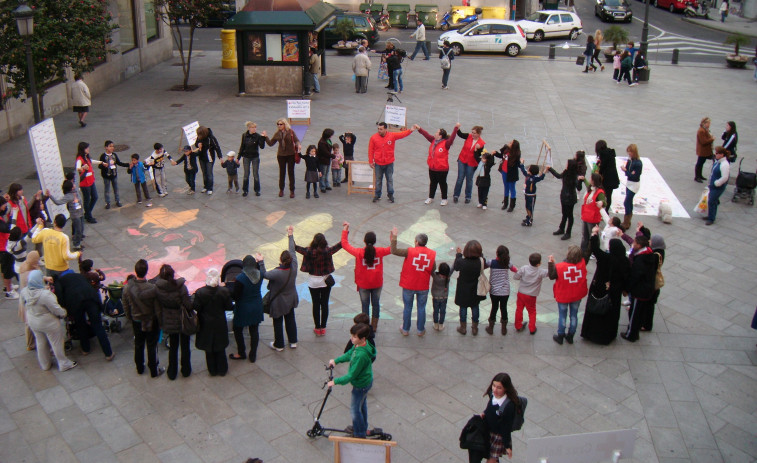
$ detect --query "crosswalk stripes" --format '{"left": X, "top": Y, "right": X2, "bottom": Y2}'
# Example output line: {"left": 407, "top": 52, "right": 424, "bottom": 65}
{"left": 645, "top": 33, "right": 732, "bottom": 56}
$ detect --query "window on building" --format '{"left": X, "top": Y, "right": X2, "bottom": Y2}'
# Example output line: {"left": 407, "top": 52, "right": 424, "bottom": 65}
{"left": 144, "top": 0, "right": 158, "bottom": 41}
{"left": 117, "top": 0, "right": 137, "bottom": 53}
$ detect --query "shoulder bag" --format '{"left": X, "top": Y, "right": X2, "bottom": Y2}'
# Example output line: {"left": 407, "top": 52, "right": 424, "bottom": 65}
{"left": 585, "top": 291, "right": 611, "bottom": 315}
{"left": 263, "top": 268, "right": 293, "bottom": 315}
{"left": 290, "top": 130, "right": 301, "bottom": 164}
{"left": 180, "top": 303, "right": 199, "bottom": 335}
{"left": 654, "top": 252, "right": 664, "bottom": 290}
{"left": 476, "top": 257, "right": 491, "bottom": 297}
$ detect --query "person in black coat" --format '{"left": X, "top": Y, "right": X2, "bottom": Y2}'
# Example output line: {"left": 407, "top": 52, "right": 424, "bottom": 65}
{"left": 580, "top": 232, "right": 631, "bottom": 345}
{"left": 53, "top": 271, "right": 114, "bottom": 359}
{"left": 316, "top": 129, "right": 336, "bottom": 192}
{"left": 621, "top": 235, "right": 658, "bottom": 342}
{"left": 595, "top": 140, "right": 620, "bottom": 212}
{"left": 155, "top": 264, "right": 192, "bottom": 380}
{"left": 237, "top": 122, "right": 267, "bottom": 197}
{"left": 548, "top": 159, "right": 581, "bottom": 240}
{"left": 474, "top": 151, "right": 495, "bottom": 209}
{"left": 454, "top": 240, "right": 487, "bottom": 336}
{"left": 492, "top": 140, "right": 521, "bottom": 212}
{"left": 194, "top": 268, "right": 233, "bottom": 376}
{"left": 468, "top": 372, "right": 520, "bottom": 463}
{"left": 194, "top": 125, "right": 222, "bottom": 195}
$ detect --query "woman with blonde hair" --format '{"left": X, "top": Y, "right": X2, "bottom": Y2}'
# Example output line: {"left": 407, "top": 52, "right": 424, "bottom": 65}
{"left": 619, "top": 144, "right": 642, "bottom": 230}
{"left": 266, "top": 118, "right": 301, "bottom": 198}
{"left": 18, "top": 250, "right": 40, "bottom": 350}
{"left": 695, "top": 117, "right": 714, "bottom": 183}
{"left": 592, "top": 29, "right": 605, "bottom": 71}
{"left": 238, "top": 121, "right": 267, "bottom": 197}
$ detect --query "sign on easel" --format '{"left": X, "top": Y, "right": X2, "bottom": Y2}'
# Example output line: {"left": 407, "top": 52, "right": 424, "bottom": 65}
{"left": 536, "top": 139, "right": 553, "bottom": 168}
{"left": 384, "top": 105, "right": 406, "bottom": 127}
{"left": 346, "top": 161, "right": 375, "bottom": 196}
{"left": 329, "top": 435, "right": 396, "bottom": 463}
{"left": 177, "top": 121, "right": 200, "bottom": 155}
{"left": 28, "top": 118, "right": 68, "bottom": 219}
{"left": 526, "top": 429, "right": 636, "bottom": 463}
{"left": 287, "top": 99, "right": 311, "bottom": 125}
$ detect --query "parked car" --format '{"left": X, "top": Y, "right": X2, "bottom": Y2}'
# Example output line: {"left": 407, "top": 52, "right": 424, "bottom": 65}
{"left": 595, "top": 0, "right": 633, "bottom": 22}
{"left": 516, "top": 10, "right": 583, "bottom": 41}
{"left": 324, "top": 12, "right": 380, "bottom": 47}
{"left": 652, "top": 0, "right": 698, "bottom": 13}
{"left": 438, "top": 19, "right": 528, "bottom": 56}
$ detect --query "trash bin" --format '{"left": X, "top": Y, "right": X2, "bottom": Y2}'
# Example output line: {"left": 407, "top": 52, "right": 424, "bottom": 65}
{"left": 481, "top": 6, "right": 508, "bottom": 19}
{"left": 367, "top": 3, "right": 384, "bottom": 22}
{"left": 415, "top": 4, "right": 439, "bottom": 28}
{"left": 544, "top": 0, "right": 559, "bottom": 10}
{"left": 387, "top": 4, "right": 411, "bottom": 27}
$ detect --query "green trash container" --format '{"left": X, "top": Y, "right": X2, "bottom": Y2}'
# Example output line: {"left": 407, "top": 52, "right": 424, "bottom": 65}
{"left": 387, "top": 4, "right": 411, "bottom": 27}
{"left": 544, "top": 0, "right": 559, "bottom": 10}
{"left": 415, "top": 4, "right": 439, "bottom": 29}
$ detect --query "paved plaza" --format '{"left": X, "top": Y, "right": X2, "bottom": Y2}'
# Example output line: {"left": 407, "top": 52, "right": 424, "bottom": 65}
{"left": 0, "top": 47, "right": 756, "bottom": 463}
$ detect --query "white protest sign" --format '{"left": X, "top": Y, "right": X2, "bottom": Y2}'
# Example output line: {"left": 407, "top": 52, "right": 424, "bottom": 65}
{"left": 384, "top": 105, "right": 406, "bottom": 126}
{"left": 28, "top": 118, "right": 68, "bottom": 219}
{"left": 287, "top": 100, "right": 311, "bottom": 119}
{"left": 182, "top": 121, "right": 200, "bottom": 147}
{"left": 526, "top": 429, "right": 636, "bottom": 463}
{"left": 339, "top": 442, "right": 387, "bottom": 463}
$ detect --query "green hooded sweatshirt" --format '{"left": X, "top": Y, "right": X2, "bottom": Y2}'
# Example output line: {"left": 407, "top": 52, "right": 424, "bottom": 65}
{"left": 333, "top": 342, "right": 375, "bottom": 388}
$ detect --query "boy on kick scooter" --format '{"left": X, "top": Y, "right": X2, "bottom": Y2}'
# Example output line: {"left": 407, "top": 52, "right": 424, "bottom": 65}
{"left": 327, "top": 323, "right": 376, "bottom": 438}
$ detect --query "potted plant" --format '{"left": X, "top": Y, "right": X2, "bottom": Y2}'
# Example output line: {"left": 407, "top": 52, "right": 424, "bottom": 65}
{"left": 602, "top": 25, "right": 629, "bottom": 63}
{"left": 724, "top": 33, "right": 750, "bottom": 68}
{"left": 334, "top": 19, "right": 358, "bottom": 54}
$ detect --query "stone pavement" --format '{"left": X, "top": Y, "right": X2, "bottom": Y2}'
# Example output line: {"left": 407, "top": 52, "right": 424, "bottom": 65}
{"left": 682, "top": 8, "right": 757, "bottom": 38}
{"left": 0, "top": 48, "right": 756, "bottom": 463}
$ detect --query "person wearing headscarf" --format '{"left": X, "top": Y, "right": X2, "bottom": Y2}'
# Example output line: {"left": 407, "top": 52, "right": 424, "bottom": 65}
{"left": 18, "top": 250, "right": 40, "bottom": 351}
{"left": 194, "top": 268, "right": 233, "bottom": 376}
{"left": 20, "top": 270, "right": 77, "bottom": 371}
{"left": 230, "top": 255, "right": 264, "bottom": 362}
{"left": 580, "top": 228, "right": 631, "bottom": 345}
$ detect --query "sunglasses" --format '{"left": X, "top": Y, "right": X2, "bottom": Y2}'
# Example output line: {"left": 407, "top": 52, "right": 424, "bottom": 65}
{"left": 277, "top": 122, "right": 284, "bottom": 125}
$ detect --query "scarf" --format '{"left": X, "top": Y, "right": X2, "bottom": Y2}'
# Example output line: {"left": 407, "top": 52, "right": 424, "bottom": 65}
{"left": 242, "top": 255, "right": 261, "bottom": 284}
{"left": 27, "top": 270, "right": 45, "bottom": 290}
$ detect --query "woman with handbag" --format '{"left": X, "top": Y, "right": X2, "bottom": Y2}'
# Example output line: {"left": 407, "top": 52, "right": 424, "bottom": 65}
{"left": 260, "top": 226, "right": 299, "bottom": 351}
{"left": 155, "top": 264, "right": 193, "bottom": 380}
{"left": 265, "top": 118, "right": 301, "bottom": 198}
{"left": 194, "top": 268, "right": 233, "bottom": 377}
{"left": 230, "top": 255, "right": 264, "bottom": 362}
{"left": 468, "top": 372, "right": 520, "bottom": 462}
{"left": 453, "top": 240, "right": 487, "bottom": 336}
{"left": 296, "top": 232, "right": 342, "bottom": 336}
{"left": 580, "top": 230, "right": 630, "bottom": 344}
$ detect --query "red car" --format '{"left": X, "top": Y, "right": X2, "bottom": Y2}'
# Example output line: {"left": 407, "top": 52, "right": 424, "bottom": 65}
{"left": 652, "top": 0, "right": 698, "bottom": 13}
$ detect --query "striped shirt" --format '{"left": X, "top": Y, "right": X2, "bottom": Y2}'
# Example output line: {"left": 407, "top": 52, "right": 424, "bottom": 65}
{"left": 489, "top": 259, "right": 517, "bottom": 296}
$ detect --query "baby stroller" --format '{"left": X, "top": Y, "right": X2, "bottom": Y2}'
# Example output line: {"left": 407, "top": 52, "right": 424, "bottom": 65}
{"left": 731, "top": 158, "right": 756, "bottom": 206}
{"left": 221, "top": 259, "right": 243, "bottom": 296}
{"left": 102, "top": 282, "right": 126, "bottom": 333}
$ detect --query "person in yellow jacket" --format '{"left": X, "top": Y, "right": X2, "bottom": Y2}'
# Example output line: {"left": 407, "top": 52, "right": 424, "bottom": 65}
{"left": 31, "top": 215, "right": 80, "bottom": 277}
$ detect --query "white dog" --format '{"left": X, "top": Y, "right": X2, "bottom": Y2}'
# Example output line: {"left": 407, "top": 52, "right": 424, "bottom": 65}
{"left": 658, "top": 199, "right": 673, "bottom": 224}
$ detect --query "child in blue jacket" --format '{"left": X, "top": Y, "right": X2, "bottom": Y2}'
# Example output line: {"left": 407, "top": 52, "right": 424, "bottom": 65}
{"left": 127, "top": 154, "right": 152, "bottom": 207}
{"left": 518, "top": 163, "right": 545, "bottom": 227}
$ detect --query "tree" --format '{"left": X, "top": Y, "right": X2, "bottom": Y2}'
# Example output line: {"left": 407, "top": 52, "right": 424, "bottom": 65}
{"left": 603, "top": 25, "right": 629, "bottom": 50}
{"left": 0, "top": 0, "right": 116, "bottom": 116}
{"left": 154, "top": 0, "right": 222, "bottom": 90}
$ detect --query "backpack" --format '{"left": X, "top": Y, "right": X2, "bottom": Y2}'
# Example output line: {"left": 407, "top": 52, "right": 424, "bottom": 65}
{"left": 501, "top": 396, "right": 528, "bottom": 431}
{"left": 440, "top": 49, "right": 451, "bottom": 70}
{"left": 459, "top": 415, "right": 489, "bottom": 452}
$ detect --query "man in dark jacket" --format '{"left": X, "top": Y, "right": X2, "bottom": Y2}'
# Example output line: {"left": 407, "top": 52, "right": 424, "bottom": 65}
{"left": 122, "top": 259, "right": 164, "bottom": 377}
{"left": 53, "top": 272, "right": 114, "bottom": 360}
{"left": 621, "top": 235, "right": 658, "bottom": 342}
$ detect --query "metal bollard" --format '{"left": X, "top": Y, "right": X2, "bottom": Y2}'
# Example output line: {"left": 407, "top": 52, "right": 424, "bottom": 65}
{"left": 671, "top": 48, "right": 679, "bottom": 65}
{"left": 549, "top": 44, "right": 556, "bottom": 60}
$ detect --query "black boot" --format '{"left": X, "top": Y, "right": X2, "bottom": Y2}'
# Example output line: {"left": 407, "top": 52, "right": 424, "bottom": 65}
{"left": 561, "top": 232, "right": 571, "bottom": 240}
{"left": 507, "top": 198, "right": 516, "bottom": 212}
{"left": 552, "top": 228, "right": 565, "bottom": 236}
{"left": 501, "top": 198, "right": 508, "bottom": 210}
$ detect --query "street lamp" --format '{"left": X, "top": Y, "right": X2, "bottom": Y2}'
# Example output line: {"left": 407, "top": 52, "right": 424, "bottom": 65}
{"left": 638, "top": 0, "right": 651, "bottom": 82}
{"left": 13, "top": 1, "right": 41, "bottom": 123}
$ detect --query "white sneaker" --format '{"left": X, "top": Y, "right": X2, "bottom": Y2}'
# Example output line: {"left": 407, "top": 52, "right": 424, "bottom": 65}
{"left": 226, "top": 189, "right": 232, "bottom": 194}
{"left": 12, "top": 284, "right": 19, "bottom": 290}
{"left": 146, "top": 202, "right": 153, "bottom": 207}
{"left": 629, "top": 82, "right": 639, "bottom": 87}
{"left": 201, "top": 189, "right": 207, "bottom": 193}
{"left": 268, "top": 342, "right": 283, "bottom": 352}
{"left": 290, "top": 343, "right": 297, "bottom": 349}
{"left": 207, "top": 190, "right": 213, "bottom": 195}
{"left": 159, "top": 193, "right": 167, "bottom": 197}
{"left": 424, "top": 198, "right": 433, "bottom": 205}
{"left": 440, "top": 199, "right": 448, "bottom": 206}
{"left": 482, "top": 205, "right": 487, "bottom": 210}
{"left": 5, "top": 290, "right": 19, "bottom": 300}
{"left": 477, "top": 203, "right": 482, "bottom": 208}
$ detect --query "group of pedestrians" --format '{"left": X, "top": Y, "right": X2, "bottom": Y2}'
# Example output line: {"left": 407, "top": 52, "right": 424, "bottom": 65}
{"left": 694, "top": 117, "right": 737, "bottom": 225}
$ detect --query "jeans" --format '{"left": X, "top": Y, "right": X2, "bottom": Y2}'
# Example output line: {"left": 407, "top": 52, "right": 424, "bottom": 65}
{"left": 433, "top": 298, "right": 447, "bottom": 324}
{"left": 359, "top": 287, "right": 382, "bottom": 319}
{"left": 134, "top": 182, "right": 151, "bottom": 203}
{"left": 278, "top": 156, "right": 296, "bottom": 192}
{"left": 132, "top": 320, "right": 160, "bottom": 375}
{"left": 184, "top": 169, "right": 196, "bottom": 191}
{"left": 73, "top": 299, "right": 113, "bottom": 357}
{"left": 453, "top": 161, "right": 475, "bottom": 201}
{"left": 374, "top": 163, "right": 394, "bottom": 199}
{"left": 242, "top": 156, "right": 260, "bottom": 194}
{"left": 557, "top": 300, "right": 581, "bottom": 336}
{"left": 309, "top": 286, "right": 331, "bottom": 329}
{"left": 707, "top": 184, "right": 726, "bottom": 222}
{"left": 70, "top": 216, "right": 83, "bottom": 248}
{"left": 442, "top": 68, "right": 451, "bottom": 87}
{"left": 311, "top": 73, "right": 320, "bottom": 92}
{"left": 504, "top": 180, "right": 517, "bottom": 199}
{"left": 318, "top": 163, "right": 331, "bottom": 190}
{"left": 80, "top": 184, "right": 98, "bottom": 220}
{"left": 198, "top": 158, "right": 214, "bottom": 191}
{"left": 393, "top": 68, "right": 404, "bottom": 92}
{"left": 459, "top": 305, "right": 479, "bottom": 324}
{"left": 355, "top": 76, "right": 368, "bottom": 93}
{"left": 167, "top": 332, "right": 191, "bottom": 380}
{"left": 429, "top": 170, "right": 449, "bottom": 199}
{"left": 402, "top": 289, "right": 428, "bottom": 332}
{"left": 411, "top": 41, "right": 430, "bottom": 59}
{"left": 102, "top": 177, "right": 120, "bottom": 204}
{"left": 332, "top": 168, "right": 342, "bottom": 185}
{"left": 233, "top": 324, "right": 259, "bottom": 361}
{"left": 350, "top": 381, "right": 372, "bottom": 438}
{"left": 272, "top": 310, "right": 298, "bottom": 348}
{"left": 624, "top": 187, "right": 636, "bottom": 216}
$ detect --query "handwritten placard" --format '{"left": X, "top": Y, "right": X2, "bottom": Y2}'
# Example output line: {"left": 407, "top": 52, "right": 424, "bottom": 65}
{"left": 28, "top": 118, "right": 68, "bottom": 219}
{"left": 287, "top": 100, "right": 311, "bottom": 119}
{"left": 182, "top": 121, "right": 200, "bottom": 147}
{"left": 384, "top": 105, "right": 406, "bottom": 126}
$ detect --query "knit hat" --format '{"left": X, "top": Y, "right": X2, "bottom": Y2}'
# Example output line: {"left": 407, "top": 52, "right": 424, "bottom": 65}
{"left": 650, "top": 234, "right": 666, "bottom": 251}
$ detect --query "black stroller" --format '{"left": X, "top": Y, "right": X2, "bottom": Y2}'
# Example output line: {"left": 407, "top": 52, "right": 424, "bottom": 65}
{"left": 221, "top": 259, "right": 244, "bottom": 295}
{"left": 731, "top": 158, "right": 756, "bottom": 206}
{"left": 102, "top": 282, "right": 126, "bottom": 333}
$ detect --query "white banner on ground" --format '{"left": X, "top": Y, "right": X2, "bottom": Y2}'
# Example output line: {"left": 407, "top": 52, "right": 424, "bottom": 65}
{"left": 526, "top": 429, "right": 636, "bottom": 463}
{"left": 287, "top": 100, "right": 311, "bottom": 119}
{"left": 384, "top": 105, "right": 406, "bottom": 126}
{"left": 182, "top": 121, "right": 200, "bottom": 147}
{"left": 28, "top": 118, "right": 68, "bottom": 219}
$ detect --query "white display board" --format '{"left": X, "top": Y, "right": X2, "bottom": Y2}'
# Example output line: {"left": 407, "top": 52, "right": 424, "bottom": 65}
{"left": 182, "top": 121, "right": 200, "bottom": 147}
{"left": 28, "top": 118, "right": 68, "bottom": 219}
{"left": 329, "top": 435, "right": 396, "bottom": 463}
{"left": 526, "top": 429, "right": 636, "bottom": 463}
{"left": 346, "top": 161, "right": 376, "bottom": 196}
{"left": 384, "top": 105, "right": 406, "bottom": 126}
{"left": 287, "top": 100, "right": 311, "bottom": 119}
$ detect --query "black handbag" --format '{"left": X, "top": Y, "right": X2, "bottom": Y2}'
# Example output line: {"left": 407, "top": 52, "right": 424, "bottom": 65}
{"left": 324, "top": 274, "right": 335, "bottom": 287}
{"left": 576, "top": 55, "right": 586, "bottom": 65}
{"left": 585, "top": 291, "right": 611, "bottom": 315}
